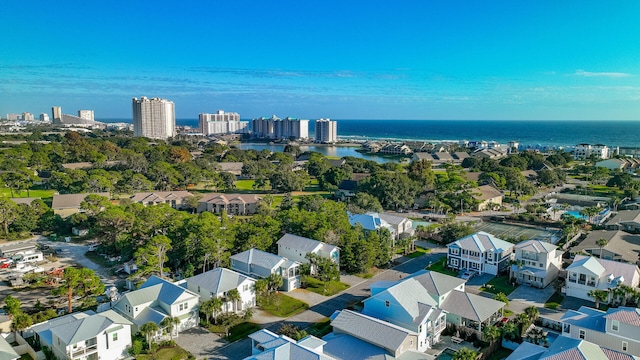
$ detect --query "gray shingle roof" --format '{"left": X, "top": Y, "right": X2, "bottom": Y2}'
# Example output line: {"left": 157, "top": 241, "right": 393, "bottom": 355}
{"left": 51, "top": 192, "right": 110, "bottom": 209}
{"left": 516, "top": 240, "right": 558, "bottom": 254}
{"left": 330, "top": 310, "right": 415, "bottom": 354}
{"left": 450, "top": 231, "right": 513, "bottom": 253}
{"left": 364, "top": 278, "right": 438, "bottom": 322}
{"left": 567, "top": 255, "right": 640, "bottom": 287}
{"left": 439, "top": 290, "right": 504, "bottom": 322}
{"left": 231, "top": 248, "right": 286, "bottom": 271}
{"left": 406, "top": 269, "right": 465, "bottom": 297}
{"left": 183, "top": 267, "right": 255, "bottom": 295}
{"left": 130, "top": 191, "right": 193, "bottom": 203}
{"left": 277, "top": 234, "right": 324, "bottom": 254}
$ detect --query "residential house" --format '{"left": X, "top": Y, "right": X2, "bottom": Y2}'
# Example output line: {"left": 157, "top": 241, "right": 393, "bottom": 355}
{"left": 0, "top": 335, "right": 19, "bottom": 360}
{"left": 570, "top": 230, "right": 640, "bottom": 265}
{"left": 473, "top": 148, "right": 507, "bottom": 159}
{"left": 276, "top": 234, "right": 339, "bottom": 270}
{"left": 561, "top": 306, "right": 640, "bottom": 356}
{"left": 362, "top": 278, "right": 446, "bottom": 351}
{"left": 246, "top": 329, "right": 334, "bottom": 360}
{"left": 506, "top": 336, "right": 638, "bottom": 360}
{"left": 379, "top": 143, "right": 412, "bottom": 155}
{"left": 473, "top": 185, "right": 503, "bottom": 211}
{"left": 31, "top": 310, "right": 132, "bottom": 360}
{"left": 563, "top": 255, "right": 640, "bottom": 304}
{"left": 405, "top": 269, "right": 466, "bottom": 306}
{"left": 335, "top": 173, "right": 369, "bottom": 199}
{"left": 179, "top": 268, "right": 256, "bottom": 312}
{"left": 348, "top": 212, "right": 414, "bottom": 239}
{"left": 447, "top": 231, "right": 514, "bottom": 275}
{"left": 438, "top": 287, "right": 505, "bottom": 334}
{"left": 230, "top": 248, "right": 301, "bottom": 291}
{"left": 129, "top": 191, "right": 194, "bottom": 209}
{"left": 197, "top": 193, "right": 261, "bottom": 215}
{"left": 112, "top": 276, "right": 199, "bottom": 336}
{"left": 605, "top": 210, "right": 640, "bottom": 233}
{"left": 511, "top": 240, "right": 563, "bottom": 288}
{"left": 216, "top": 162, "right": 244, "bottom": 176}
{"left": 326, "top": 310, "right": 424, "bottom": 359}
{"left": 51, "top": 192, "right": 110, "bottom": 218}
{"left": 61, "top": 162, "right": 93, "bottom": 170}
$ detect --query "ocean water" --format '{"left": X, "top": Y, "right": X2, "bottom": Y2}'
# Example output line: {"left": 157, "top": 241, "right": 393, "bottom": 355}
{"left": 106, "top": 119, "right": 640, "bottom": 148}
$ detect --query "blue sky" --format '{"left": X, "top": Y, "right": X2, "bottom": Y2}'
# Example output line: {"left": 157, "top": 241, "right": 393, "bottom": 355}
{"left": 1, "top": 1, "right": 639, "bottom": 120}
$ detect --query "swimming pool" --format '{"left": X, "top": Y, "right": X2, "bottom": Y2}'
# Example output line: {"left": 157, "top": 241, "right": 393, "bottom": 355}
{"left": 436, "top": 348, "right": 457, "bottom": 360}
{"left": 546, "top": 331, "right": 559, "bottom": 344}
{"left": 565, "top": 210, "right": 587, "bottom": 219}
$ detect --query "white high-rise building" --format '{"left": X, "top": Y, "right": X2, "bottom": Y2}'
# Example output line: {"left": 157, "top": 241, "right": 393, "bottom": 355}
{"left": 39, "top": 113, "right": 50, "bottom": 122}
{"left": 132, "top": 97, "right": 175, "bottom": 140}
{"left": 6, "top": 114, "right": 19, "bottom": 121}
{"left": 199, "top": 110, "right": 248, "bottom": 135}
{"left": 22, "top": 112, "right": 34, "bottom": 121}
{"left": 78, "top": 110, "right": 95, "bottom": 121}
{"left": 251, "top": 116, "right": 308, "bottom": 140}
{"left": 574, "top": 143, "right": 609, "bottom": 160}
{"left": 314, "top": 118, "right": 337, "bottom": 143}
{"left": 51, "top": 106, "right": 62, "bottom": 123}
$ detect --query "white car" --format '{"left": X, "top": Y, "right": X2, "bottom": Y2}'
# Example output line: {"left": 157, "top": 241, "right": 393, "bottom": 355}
{"left": 460, "top": 270, "right": 477, "bottom": 280}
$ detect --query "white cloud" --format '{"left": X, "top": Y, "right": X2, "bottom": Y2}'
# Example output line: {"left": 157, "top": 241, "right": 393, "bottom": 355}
{"left": 574, "top": 70, "right": 632, "bottom": 78}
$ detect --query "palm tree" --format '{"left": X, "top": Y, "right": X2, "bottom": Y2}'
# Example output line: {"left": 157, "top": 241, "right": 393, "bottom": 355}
{"left": 160, "top": 316, "right": 180, "bottom": 340}
{"left": 482, "top": 324, "right": 501, "bottom": 343}
{"left": 201, "top": 297, "right": 224, "bottom": 324}
{"left": 501, "top": 322, "right": 520, "bottom": 342}
{"left": 596, "top": 238, "right": 608, "bottom": 258}
{"left": 11, "top": 312, "right": 32, "bottom": 336}
{"left": 453, "top": 347, "right": 478, "bottom": 360}
{"left": 516, "top": 313, "right": 531, "bottom": 336}
{"left": 525, "top": 306, "right": 539, "bottom": 323}
{"left": 140, "top": 322, "right": 159, "bottom": 350}
{"left": 493, "top": 292, "right": 509, "bottom": 306}
{"left": 226, "top": 289, "right": 241, "bottom": 313}
{"left": 587, "top": 289, "right": 609, "bottom": 309}
{"left": 526, "top": 327, "right": 546, "bottom": 345}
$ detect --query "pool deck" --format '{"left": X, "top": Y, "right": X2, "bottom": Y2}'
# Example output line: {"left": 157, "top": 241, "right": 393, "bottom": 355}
{"left": 426, "top": 336, "right": 480, "bottom": 357}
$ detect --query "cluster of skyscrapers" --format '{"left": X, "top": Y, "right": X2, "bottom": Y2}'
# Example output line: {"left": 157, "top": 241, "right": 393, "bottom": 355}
{"left": 129, "top": 96, "right": 337, "bottom": 142}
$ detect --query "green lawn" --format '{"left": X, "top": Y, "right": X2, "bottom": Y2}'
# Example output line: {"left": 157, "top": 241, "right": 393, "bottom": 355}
{"left": 235, "top": 179, "right": 258, "bottom": 191}
{"left": 261, "top": 294, "right": 309, "bottom": 317}
{"left": 545, "top": 292, "right": 564, "bottom": 309}
{"left": 427, "top": 257, "right": 457, "bottom": 277}
{"left": 227, "top": 322, "right": 261, "bottom": 342}
{"left": 0, "top": 188, "right": 56, "bottom": 199}
{"left": 136, "top": 346, "right": 190, "bottom": 360}
{"left": 304, "top": 277, "right": 350, "bottom": 296}
{"left": 481, "top": 275, "right": 517, "bottom": 295}
{"left": 307, "top": 318, "right": 332, "bottom": 337}
{"left": 405, "top": 248, "right": 430, "bottom": 258}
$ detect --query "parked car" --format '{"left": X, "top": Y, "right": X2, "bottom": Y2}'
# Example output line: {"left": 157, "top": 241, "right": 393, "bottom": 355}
{"left": 460, "top": 269, "right": 477, "bottom": 280}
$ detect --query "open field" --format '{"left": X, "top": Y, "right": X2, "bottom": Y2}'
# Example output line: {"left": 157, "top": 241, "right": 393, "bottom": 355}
{"left": 0, "top": 189, "right": 56, "bottom": 199}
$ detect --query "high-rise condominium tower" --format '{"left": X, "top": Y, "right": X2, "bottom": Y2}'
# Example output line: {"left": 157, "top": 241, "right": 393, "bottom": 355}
{"left": 199, "top": 110, "right": 248, "bottom": 135}
{"left": 78, "top": 110, "right": 95, "bottom": 121}
{"left": 314, "top": 118, "right": 337, "bottom": 143}
{"left": 132, "top": 97, "right": 175, "bottom": 140}
{"left": 51, "top": 106, "right": 62, "bottom": 123}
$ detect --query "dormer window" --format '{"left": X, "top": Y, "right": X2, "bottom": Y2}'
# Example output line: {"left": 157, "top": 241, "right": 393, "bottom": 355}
{"left": 385, "top": 300, "right": 390, "bottom": 307}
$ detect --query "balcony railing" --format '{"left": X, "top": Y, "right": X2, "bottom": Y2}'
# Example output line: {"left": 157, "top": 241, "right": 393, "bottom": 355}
{"left": 70, "top": 344, "right": 98, "bottom": 358}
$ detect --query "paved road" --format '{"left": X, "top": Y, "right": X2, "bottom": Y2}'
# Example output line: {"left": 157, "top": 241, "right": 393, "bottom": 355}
{"left": 211, "top": 248, "right": 447, "bottom": 360}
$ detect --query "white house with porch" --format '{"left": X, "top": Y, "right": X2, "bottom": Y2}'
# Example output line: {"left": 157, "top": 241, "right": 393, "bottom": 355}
{"left": 447, "top": 231, "right": 514, "bottom": 275}
{"left": 178, "top": 267, "right": 256, "bottom": 313}
{"left": 511, "top": 240, "right": 563, "bottom": 288}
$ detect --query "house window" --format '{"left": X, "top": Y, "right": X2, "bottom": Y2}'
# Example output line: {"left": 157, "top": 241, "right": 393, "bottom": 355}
{"left": 622, "top": 341, "right": 628, "bottom": 352}
{"left": 612, "top": 320, "right": 619, "bottom": 332}
{"left": 113, "top": 333, "right": 118, "bottom": 341}
{"left": 450, "top": 259, "right": 459, "bottom": 267}
{"left": 385, "top": 300, "right": 390, "bottom": 307}
{"left": 450, "top": 248, "right": 460, "bottom": 255}
{"left": 579, "top": 330, "right": 585, "bottom": 339}
{"left": 419, "top": 325, "right": 422, "bottom": 333}
{"left": 198, "top": 286, "right": 201, "bottom": 293}
{"left": 243, "top": 284, "right": 249, "bottom": 291}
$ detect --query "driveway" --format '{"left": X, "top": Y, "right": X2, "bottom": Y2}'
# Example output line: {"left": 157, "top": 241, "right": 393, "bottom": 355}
{"left": 508, "top": 285, "right": 555, "bottom": 306}
{"left": 175, "top": 327, "right": 227, "bottom": 360}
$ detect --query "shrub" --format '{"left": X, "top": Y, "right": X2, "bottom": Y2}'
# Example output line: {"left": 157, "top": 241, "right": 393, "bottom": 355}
{"left": 129, "top": 340, "right": 143, "bottom": 356}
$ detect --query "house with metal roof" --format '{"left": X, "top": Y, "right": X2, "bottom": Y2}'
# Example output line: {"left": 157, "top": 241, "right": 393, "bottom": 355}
{"left": 447, "top": 231, "right": 514, "bottom": 275}
{"left": 230, "top": 248, "right": 301, "bottom": 291}
{"left": 511, "top": 240, "right": 563, "bottom": 288}
{"left": 0, "top": 335, "right": 19, "bottom": 360}
{"left": 178, "top": 267, "right": 256, "bottom": 313}
{"left": 560, "top": 306, "right": 640, "bottom": 357}
{"left": 405, "top": 269, "right": 466, "bottom": 304}
{"left": 506, "top": 336, "right": 639, "bottom": 360}
{"left": 563, "top": 255, "right": 640, "bottom": 304}
{"left": 327, "top": 310, "right": 421, "bottom": 358}
{"left": 570, "top": 230, "right": 640, "bottom": 265}
{"left": 348, "top": 212, "right": 414, "bottom": 239}
{"left": 245, "top": 329, "right": 335, "bottom": 360}
{"left": 32, "top": 310, "right": 132, "bottom": 360}
{"left": 362, "top": 278, "right": 446, "bottom": 351}
{"left": 277, "top": 234, "right": 340, "bottom": 270}
{"left": 112, "top": 276, "right": 199, "bottom": 336}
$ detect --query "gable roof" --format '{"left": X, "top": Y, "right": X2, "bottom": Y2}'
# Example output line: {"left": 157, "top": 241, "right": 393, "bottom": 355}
{"left": 567, "top": 255, "right": 640, "bottom": 286}
{"left": 183, "top": 267, "right": 255, "bottom": 295}
{"left": 440, "top": 290, "right": 505, "bottom": 322}
{"left": 199, "top": 193, "right": 261, "bottom": 205}
{"left": 130, "top": 191, "right": 193, "bottom": 203}
{"left": 330, "top": 310, "right": 415, "bottom": 354}
{"left": 376, "top": 213, "right": 409, "bottom": 226}
{"left": 246, "top": 329, "right": 334, "bottom": 360}
{"left": 606, "top": 210, "right": 640, "bottom": 225}
{"left": 348, "top": 213, "right": 394, "bottom": 233}
{"left": 277, "top": 234, "right": 326, "bottom": 254}
{"left": 603, "top": 307, "right": 640, "bottom": 327}
{"left": 406, "top": 270, "right": 465, "bottom": 297}
{"left": 231, "top": 248, "right": 287, "bottom": 270}
{"left": 449, "top": 231, "right": 513, "bottom": 253}
{"left": 474, "top": 185, "right": 503, "bottom": 201}
{"left": 52, "top": 192, "right": 110, "bottom": 209}
{"left": 50, "top": 310, "right": 131, "bottom": 345}
{"left": 121, "top": 275, "right": 198, "bottom": 308}
{"left": 539, "top": 337, "right": 636, "bottom": 360}
{"left": 516, "top": 240, "right": 558, "bottom": 254}
{"left": 571, "top": 230, "right": 640, "bottom": 264}
{"left": 0, "top": 336, "right": 19, "bottom": 360}
{"left": 363, "top": 278, "right": 438, "bottom": 323}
